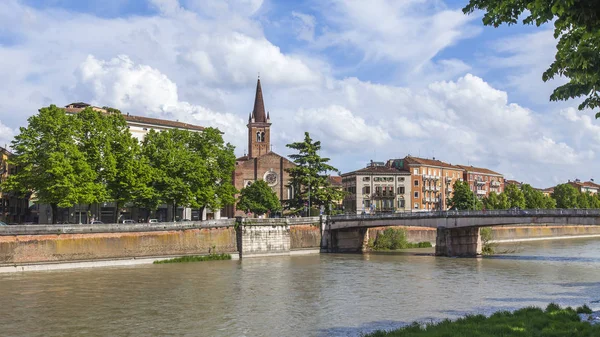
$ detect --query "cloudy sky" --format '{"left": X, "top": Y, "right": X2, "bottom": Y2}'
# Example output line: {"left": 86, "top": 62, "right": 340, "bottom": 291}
{"left": 1, "top": 0, "right": 598, "bottom": 188}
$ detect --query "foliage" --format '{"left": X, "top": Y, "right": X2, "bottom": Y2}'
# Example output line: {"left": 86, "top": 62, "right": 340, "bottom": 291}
{"left": 480, "top": 227, "right": 495, "bottom": 255}
{"left": 449, "top": 180, "right": 481, "bottom": 210}
{"left": 153, "top": 253, "right": 231, "bottom": 264}
{"left": 463, "top": 0, "right": 600, "bottom": 117}
{"left": 237, "top": 180, "right": 282, "bottom": 216}
{"left": 520, "top": 184, "right": 556, "bottom": 209}
{"left": 2, "top": 105, "right": 104, "bottom": 223}
{"left": 365, "top": 304, "right": 600, "bottom": 336}
{"left": 74, "top": 108, "right": 154, "bottom": 222}
{"left": 371, "top": 228, "right": 432, "bottom": 250}
{"left": 141, "top": 128, "right": 237, "bottom": 221}
{"left": 552, "top": 183, "right": 580, "bottom": 208}
{"left": 483, "top": 192, "right": 510, "bottom": 210}
{"left": 504, "top": 184, "right": 526, "bottom": 209}
{"left": 285, "top": 132, "right": 345, "bottom": 214}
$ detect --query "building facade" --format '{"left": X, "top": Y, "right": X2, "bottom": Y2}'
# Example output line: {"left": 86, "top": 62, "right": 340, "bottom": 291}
{"left": 568, "top": 179, "right": 600, "bottom": 194}
{"left": 225, "top": 78, "right": 295, "bottom": 218}
{"left": 0, "top": 147, "right": 32, "bottom": 224}
{"left": 388, "top": 156, "right": 464, "bottom": 211}
{"left": 457, "top": 165, "right": 504, "bottom": 198}
{"left": 341, "top": 162, "right": 412, "bottom": 214}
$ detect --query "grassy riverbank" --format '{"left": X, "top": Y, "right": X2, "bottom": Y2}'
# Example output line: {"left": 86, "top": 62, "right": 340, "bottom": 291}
{"left": 154, "top": 253, "right": 231, "bottom": 264}
{"left": 364, "top": 304, "right": 598, "bottom": 336}
{"left": 370, "top": 228, "right": 433, "bottom": 251}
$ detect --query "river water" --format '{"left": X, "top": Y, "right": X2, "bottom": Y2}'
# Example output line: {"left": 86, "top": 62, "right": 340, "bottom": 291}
{"left": 1, "top": 238, "right": 600, "bottom": 337}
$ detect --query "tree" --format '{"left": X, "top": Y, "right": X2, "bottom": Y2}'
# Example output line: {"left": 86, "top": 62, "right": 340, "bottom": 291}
{"left": 483, "top": 191, "right": 499, "bottom": 210}
{"left": 75, "top": 108, "right": 154, "bottom": 222}
{"left": 2, "top": 105, "right": 103, "bottom": 223}
{"left": 285, "top": 132, "right": 345, "bottom": 215}
{"left": 237, "top": 180, "right": 281, "bottom": 216}
{"left": 521, "top": 184, "right": 548, "bottom": 209}
{"left": 463, "top": 1, "right": 600, "bottom": 116}
{"left": 449, "top": 180, "right": 482, "bottom": 210}
{"left": 552, "top": 183, "right": 580, "bottom": 208}
{"left": 505, "top": 184, "right": 527, "bottom": 209}
{"left": 141, "top": 128, "right": 237, "bottom": 221}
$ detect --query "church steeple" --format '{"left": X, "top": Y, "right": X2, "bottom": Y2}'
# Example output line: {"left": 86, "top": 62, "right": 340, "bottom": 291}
{"left": 251, "top": 78, "right": 267, "bottom": 123}
{"left": 247, "top": 77, "right": 271, "bottom": 159}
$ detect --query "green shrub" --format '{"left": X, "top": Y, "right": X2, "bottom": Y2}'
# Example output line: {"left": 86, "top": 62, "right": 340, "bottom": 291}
{"left": 372, "top": 228, "right": 432, "bottom": 250}
{"left": 154, "top": 253, "right": 232, "bottom": 264}
{"left": 480, "top": 227, "right": 495, "bottom": 255}
{"left": 577, "top": 304, "right": 593, "bottom": 314}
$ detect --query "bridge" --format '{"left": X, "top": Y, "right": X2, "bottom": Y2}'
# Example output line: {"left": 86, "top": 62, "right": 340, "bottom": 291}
{"left": 323, "top": 209, "right": 600, "bottom": 257}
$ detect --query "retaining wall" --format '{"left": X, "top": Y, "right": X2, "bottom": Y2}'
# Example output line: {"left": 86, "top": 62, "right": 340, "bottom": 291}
{"left": 490, "top": 225, "right": 600, "bottom": 241}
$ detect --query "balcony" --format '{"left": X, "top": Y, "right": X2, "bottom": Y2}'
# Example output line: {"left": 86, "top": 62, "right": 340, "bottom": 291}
{"left": 446, "top": 177, "right": 452, "bottom": 182}
{"left": 475, "top": 180, "right": 486, "bottom": 186}
{"left": 491, "top": 181, "right": 501, "bottom": 187}
{"left": 372, "top": 192, "right": 395, "bottom": 198}
{"left": 476, "top": 189, "right": 487, "bottom": 195}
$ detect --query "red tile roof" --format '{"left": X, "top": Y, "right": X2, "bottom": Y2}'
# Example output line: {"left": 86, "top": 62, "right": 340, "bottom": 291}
{"left": 64, "top": 105, "right": 205, "bottom": 132}
{"left": 404, "top": 156, "right": 463, "bottom": 170}
{"left": 342, "top": 165, "right": 410, "bottom": 176}
{"left": 457, "top": 165, "right": 503, "bottom": 176}
{"left": 328, "top": 175, "right": 342, "bottom": 187}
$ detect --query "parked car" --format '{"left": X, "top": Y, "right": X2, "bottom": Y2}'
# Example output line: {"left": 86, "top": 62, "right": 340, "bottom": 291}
{"left": 0, "top": 221, "right": 7, "bottom": 226}
{"left": 122, "top": 219, "right": 135, "bottom": 224}
{"left": 148, "top": 219, "right": 159, "bottom": 224}
{"left": 90, "top": 220, "right": 104, "bottom": 225}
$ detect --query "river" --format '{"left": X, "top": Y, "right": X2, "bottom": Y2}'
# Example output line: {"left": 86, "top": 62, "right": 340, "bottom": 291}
{"left": 1, "top": 238, "right": 600, "bottom": 337}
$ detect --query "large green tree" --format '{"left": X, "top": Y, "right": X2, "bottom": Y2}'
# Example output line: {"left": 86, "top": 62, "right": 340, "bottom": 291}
{"left": 504, "top": 184, "right": 527, "bottom": 209}
{"left": 237, "top": 180, "right": 281, "bottom": 216}
{"left": 464, "top": 0, "right": 600, "bottom": 116}
{"left": 141, "top": 128, "right": 236, "bottom": 221}
{"left": 74, "top": 108, "right": 154, "bottom": 222}
{"left": 2, "top": 105, "right": 103, "bottom": 223}
{"left": 552, "top": 183, "right": 580, "bottom": 208}
{"left": 449, "top": 180, "right": 482, "bottom": 210}
{"left": 285, "top": 132, "right": 344, "bottom": 215}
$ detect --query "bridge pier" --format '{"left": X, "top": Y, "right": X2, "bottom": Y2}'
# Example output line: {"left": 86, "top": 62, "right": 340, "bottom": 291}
{"left": 435, "top": 227, "right": 482, "bottom": 257}
{"left": 323, "top": 228, "right": 367, "bottom": 253}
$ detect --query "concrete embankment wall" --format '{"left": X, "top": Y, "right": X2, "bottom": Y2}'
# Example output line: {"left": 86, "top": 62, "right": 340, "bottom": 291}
{"left": 367, "top": 226, "right": 437, "bottom": 244}
{"left": 490, "top": 225, "right": 600, "bottom": 242}
{"left": 0, "top": 221, "right": 238, "bottom": 265}
{"left": 0, "top": 217, "right": 324, "bottom": 270}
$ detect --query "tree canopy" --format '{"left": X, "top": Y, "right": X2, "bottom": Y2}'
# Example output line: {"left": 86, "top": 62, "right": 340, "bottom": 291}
{"left": 285, "top": 132, "right": 344, "bottom": 215}
{"left": 237, "top": 180, "right": 281, "bottom": 216}
{"left": 449, "top": 180, "right": 482, "bottom": 210}
{"left": 552, "top": 183, "right": 581, "bottom": 208}
{"left": 463, "top": 0, "right": 600, "bottom": 116}
{"left": 2, "top": 105, "right": 104, "bottom": 223}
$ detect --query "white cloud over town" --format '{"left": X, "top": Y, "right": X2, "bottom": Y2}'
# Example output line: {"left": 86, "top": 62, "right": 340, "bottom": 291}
{"left": 0, "top": 0, "right": 599, "bottom": 187}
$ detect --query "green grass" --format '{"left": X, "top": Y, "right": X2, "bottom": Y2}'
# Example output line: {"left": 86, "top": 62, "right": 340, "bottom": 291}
{"left": 153, "top": 253, "right": 232, "bottom": 264}
{"left": 371, "top": 228, "right": 432, "bottom": 250}
{"left": 363, "top": 304, "right": 599, "bottom": 337}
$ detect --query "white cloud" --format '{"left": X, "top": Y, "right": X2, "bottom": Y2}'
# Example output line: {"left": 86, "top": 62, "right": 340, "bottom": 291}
{"left": 0, "top": 120, "right": 15, "bottom": 150}
{"left": 291, "top": 11, "right": 316, "bottom": 42}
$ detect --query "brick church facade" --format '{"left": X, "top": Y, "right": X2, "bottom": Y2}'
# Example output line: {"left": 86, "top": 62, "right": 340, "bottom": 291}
{"left": 224, "top": 79, "right": 295, "bottom": 218}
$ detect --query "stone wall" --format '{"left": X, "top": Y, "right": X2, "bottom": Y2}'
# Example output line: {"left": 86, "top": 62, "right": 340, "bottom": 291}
{"left": 367, "top": 226, "right": 437, "bottom": 244}
{"left": 490, "top": 225, "right": 600, "bottom": 241}
{"left": 0, "top": 226, "right": 237, "bottom": 264}
{"left": 290, "top": 224, "right": 321, "bottom": 250}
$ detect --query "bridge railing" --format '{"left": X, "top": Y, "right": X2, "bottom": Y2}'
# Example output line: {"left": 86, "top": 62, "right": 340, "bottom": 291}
{"left": 329, "top": 209, "right": 600, "bottom": 221}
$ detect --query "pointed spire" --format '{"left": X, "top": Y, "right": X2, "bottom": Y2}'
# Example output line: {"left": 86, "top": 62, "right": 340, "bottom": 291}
{"left": 267, "top": 111, "right": 270, "bottom": 121}
{"left": 252, "top": 78, "right": 267, "bottom": 123}
{"left": 248, "top": 112, "right": 252, "bottom": 123}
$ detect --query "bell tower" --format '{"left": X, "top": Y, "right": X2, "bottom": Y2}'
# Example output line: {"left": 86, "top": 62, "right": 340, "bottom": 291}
{"left": 247, "top": 78, "right": 271, "bottom": 158}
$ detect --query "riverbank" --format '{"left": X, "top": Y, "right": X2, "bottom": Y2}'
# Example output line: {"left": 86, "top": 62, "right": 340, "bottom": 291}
{"left": 364, "top": 304, "right": 600, "bottom": 336}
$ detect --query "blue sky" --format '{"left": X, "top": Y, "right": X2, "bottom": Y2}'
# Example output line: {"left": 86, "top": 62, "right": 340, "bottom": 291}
{"left": 0, "top": 0, "right": 598, "bottom": 187}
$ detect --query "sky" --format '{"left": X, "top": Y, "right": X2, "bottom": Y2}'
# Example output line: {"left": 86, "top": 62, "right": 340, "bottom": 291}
{"left": 1, "top": 0, "right": 599, "bottom": 188}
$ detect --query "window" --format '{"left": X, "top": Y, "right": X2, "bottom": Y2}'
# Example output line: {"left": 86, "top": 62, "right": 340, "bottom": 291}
{"left": 414, "top": 191, "right": 419, "bottom": 198}
{"left": 363, "top": 186, "right": 370, "bottom": 194}
{"left": 414, "top": 180, "right": 419, "bottom": 186}
{"left": 398, "top": 177, "right": 405, "bottom": 182}
{"left": 364, "top": 200, "right": 371, "bottom": 208}
{"left": 398, "top": 186, "right": 405, "bottom": 194}
{"left": 398, "top": 200, "right": 405, "bottom": 208}
{"left": 363, "top": 177, "right": 370, "bottom": 182}
{"left": 375, "top": 186, "right": 381, "bottom": 196}
{"left": 414, "top": 203, "right": 419, "bottom": 209}
{"left": 413, "top": 168, "right": 418, "bottom": 175}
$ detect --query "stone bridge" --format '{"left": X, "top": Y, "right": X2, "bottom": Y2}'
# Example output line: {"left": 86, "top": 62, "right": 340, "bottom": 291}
{"left": 323, "top": 209, "right": 600, "bottom": 256}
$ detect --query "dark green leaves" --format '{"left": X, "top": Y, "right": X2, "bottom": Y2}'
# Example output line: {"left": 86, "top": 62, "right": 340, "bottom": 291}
{"left": 237, "top": 180, "right": 281, "bottom": 216}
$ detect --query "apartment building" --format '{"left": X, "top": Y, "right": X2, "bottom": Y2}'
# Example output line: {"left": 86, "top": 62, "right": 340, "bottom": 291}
{"left": 341, "top": 162, "right": 411, "bottom": 214}
{"left": 457, "top": 165, "right": 504, "bottom": 198}
{"left": 567, "top": 179, "right": 600, "bottom": 194}
{"left": 388, "top": 156, "right": 464, "bottom": 211}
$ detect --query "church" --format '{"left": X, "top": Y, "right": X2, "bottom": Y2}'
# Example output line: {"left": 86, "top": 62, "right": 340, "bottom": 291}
{"left": 224, "top": 78, "right": 296, "bottom": 218}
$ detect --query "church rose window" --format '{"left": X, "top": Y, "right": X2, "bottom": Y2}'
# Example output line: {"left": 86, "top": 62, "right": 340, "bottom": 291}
{"left": 264, "top": 171, "right": 278, "bottom": 186}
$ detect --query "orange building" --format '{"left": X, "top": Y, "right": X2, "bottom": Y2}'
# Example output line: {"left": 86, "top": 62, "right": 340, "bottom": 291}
{"left": 388, "top": 156, "right": 464, "bottom": 211}
{"left": 457, "top": 165, "right": 504, "bottom": 198}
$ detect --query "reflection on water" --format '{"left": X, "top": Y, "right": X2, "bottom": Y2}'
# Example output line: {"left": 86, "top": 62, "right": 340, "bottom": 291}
{"left": 1, "top": 238, "right": 599, "bottom": 337}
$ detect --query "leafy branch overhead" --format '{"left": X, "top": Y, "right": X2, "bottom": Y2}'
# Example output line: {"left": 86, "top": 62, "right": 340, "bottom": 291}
{"left": 464, "top": 0, "right": 600, "bottom": 116}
